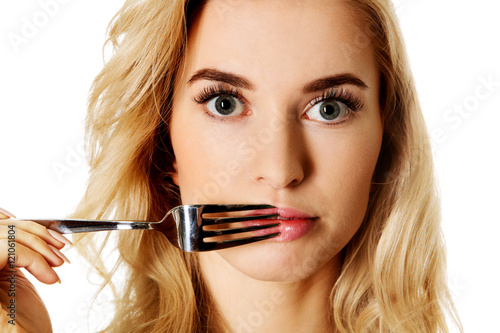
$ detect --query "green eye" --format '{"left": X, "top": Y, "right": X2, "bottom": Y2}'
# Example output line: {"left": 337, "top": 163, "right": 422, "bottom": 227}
{"left": 306, "top": 100, "right": 350, "bottom": 123}
{"left": 214, "top": 95, "right": 237, "bottom": 115}
{"left": 207, "top": 94, "right": 244, "bottom": 116}
{"left": 319, "top": 101, "right": 341, "bottom": 120}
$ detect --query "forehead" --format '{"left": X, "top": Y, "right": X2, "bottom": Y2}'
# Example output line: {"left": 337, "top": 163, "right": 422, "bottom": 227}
{"left": 181, "top": 0, "right": 377, "bottom": 89}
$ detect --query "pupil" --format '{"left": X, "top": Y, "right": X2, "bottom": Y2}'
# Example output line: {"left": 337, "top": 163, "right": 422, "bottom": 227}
{"left": 220, "top": 99, "right": 231, "bottom": 110}
{"left": 215, "top": 95, "right": 236, "bottom": 115}
{"left": 320, "top": 102, "right": 340, "bottom": 120}
{"left": 324, "top": 105, "right": 335, "bottom": 115}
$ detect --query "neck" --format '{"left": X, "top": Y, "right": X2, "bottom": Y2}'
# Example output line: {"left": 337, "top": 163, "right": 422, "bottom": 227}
{"left": 198, "top": 252, "right": 341, "bottom": 333}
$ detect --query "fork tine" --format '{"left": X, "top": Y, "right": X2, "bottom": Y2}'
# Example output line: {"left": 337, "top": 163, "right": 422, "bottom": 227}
{"left": 203, "top": 233, "right": 281, "bottom": 251}
{"left": 203, "top": 223, "right": 280, "bottom": 237}
{"left": 201, "top": 204, "right": 275, "bottom": 214}
{"left": 202, "top": 213, "right": 279, "bottom": 225}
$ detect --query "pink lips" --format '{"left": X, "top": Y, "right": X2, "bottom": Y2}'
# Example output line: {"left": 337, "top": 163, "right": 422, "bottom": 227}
{"left": 246, "top": 207, "right": 317, "bottom": 242}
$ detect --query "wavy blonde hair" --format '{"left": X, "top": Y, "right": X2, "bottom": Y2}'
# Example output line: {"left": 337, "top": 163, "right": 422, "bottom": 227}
{"left": 72, "top": 0, "right": 462, "bottom": 332}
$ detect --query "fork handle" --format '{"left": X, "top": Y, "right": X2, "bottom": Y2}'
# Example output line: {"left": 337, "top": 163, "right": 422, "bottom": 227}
{"left": 16, "top": 219, "right": 154, "bottom": 234}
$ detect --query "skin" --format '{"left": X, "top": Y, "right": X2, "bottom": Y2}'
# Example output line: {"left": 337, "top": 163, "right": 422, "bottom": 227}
{"left": 0, "top": 1, "right": 383, "bottom": 331}
{"left": 0, "top": 209, "right": 71, "bottom": 333}
{"left": 171, "top": 0, "right": 383, "bottom": 331}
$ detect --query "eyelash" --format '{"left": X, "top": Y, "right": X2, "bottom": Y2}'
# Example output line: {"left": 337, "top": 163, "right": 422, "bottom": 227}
{"left": 193, "top": 84, "right": 363, "bottom": 124}
{"left": 193, "top": 84, "right": 245, "bottom": 105}
{"left": 304, "top": 88, "right": 364, "bottom": 127}
{"left": 307, "top": 88, "right": 364, "bottom": 113}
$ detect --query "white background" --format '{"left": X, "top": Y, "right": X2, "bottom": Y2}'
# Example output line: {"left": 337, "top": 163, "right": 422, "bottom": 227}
{"left": 1, "top": 0, "right": 499, "bottom": 332}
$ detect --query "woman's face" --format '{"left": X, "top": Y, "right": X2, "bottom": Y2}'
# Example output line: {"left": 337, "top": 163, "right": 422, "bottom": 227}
{"left": 170, "top": 0, "right": 383, "bottom": 281}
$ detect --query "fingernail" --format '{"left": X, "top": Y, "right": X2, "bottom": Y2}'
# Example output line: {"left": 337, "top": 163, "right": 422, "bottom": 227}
{"left": 0, "top": 207, "right": 15, "bottom": 219}
{"left": 53, "top": 270, "right": 61, "bottom": 284}
{"left": 48, "top": 229, "right": 73, "bottom": 246}
{"left": 49, "top": 245, "right": 71, "bottom": 264}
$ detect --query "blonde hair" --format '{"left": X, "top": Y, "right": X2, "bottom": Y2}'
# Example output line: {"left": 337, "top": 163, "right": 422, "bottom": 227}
{"left": 72, "top": 0, "right": 462, "bottom": 332}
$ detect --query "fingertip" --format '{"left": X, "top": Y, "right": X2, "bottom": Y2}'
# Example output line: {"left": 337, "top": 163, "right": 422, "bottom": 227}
{"left": 0, "top": 207, "right": 16, "bottom": 219}
{"left": 29, "top": 266, "right": 61, "bottom": 285}
{"left": 47, "top": 229, "right": 73, "bottom": 246}
{"left": 48, "top": 269, "right": 61, "bottom": 285}
{"left": 46, "top": 269, "right": 61, "bottom": 285}
{"left": 48, "top": 245, "right": 71, "bottom": 265}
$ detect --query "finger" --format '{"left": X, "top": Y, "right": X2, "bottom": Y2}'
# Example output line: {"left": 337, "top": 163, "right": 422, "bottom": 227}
{"left": 0, "top": 220, "right": 66, "bottom": 249}
{"left": 0, "top": 207, "right": 15, "bottom": 219}
{"left": 47, "top": 229, "right": 73, "bottom": 246}
{"left": 48, "top": 245, "right": 71, "bottom": 264}
{"left": 0, "top": 225, "right": 64, "bottom": 267}
{"left": 18, "top": 244, "right": 62, "bottom": 284}
{"left": 0, "top": 241, "right": 60, "bottom": 284}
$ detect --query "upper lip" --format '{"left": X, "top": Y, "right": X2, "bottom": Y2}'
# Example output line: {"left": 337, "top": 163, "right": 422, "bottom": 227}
{"left": 250, "top": 206, "right": 316, "bottom": 219}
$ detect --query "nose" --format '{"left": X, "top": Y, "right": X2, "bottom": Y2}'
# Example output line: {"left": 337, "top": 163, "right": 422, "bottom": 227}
{"left": 249, "top": 117, "right": 306, "bottom": 189}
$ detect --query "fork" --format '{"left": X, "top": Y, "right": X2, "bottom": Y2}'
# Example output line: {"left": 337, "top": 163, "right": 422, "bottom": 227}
{"left": 25, "top": 204, "right": 281, "bottom": 252}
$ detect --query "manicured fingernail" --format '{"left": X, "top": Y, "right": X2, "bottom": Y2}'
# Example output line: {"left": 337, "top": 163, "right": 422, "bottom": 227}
{"left": 48, "top": 229, "right": 73, "bottom": 246}
{"left": 0, "top": 207, "right": 15, "bottom": 219}
{"left": 49, "top": 245, "right": 71, "bottom": 264}
{"left": 53, "top": 270, "right": 61, "bottom": 284}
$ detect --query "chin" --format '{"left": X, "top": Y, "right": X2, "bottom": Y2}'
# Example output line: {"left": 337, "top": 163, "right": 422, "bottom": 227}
{"left": 217, "top": 238, "right": 341, "bottom": 282}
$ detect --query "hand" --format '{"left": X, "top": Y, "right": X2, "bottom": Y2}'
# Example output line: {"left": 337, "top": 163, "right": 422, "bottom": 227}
{"left": 0, "top": 207, "right": 72, "bottom": 332}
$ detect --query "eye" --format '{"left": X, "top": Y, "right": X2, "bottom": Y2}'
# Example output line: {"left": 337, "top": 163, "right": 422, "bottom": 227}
{"left": 206, "top": 94, "right": 245, "bottom": 116}
{"left": 305, "top": 100, "right": 350, "bottom": 123}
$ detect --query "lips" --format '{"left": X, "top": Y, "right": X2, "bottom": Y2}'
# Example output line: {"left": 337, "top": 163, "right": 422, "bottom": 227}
{"left": 245, "top": 206, "right": 317, "bottom": 242}
{"left": 249, "top": 207, "right": 315, "bottom": 219}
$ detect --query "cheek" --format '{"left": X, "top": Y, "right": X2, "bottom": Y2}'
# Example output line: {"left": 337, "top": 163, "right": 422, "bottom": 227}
{"left": 310, "top": 116, "right": 383, "bottom": 234}
{"left": 170, "top": 108, "right": 241, "bottom": 203}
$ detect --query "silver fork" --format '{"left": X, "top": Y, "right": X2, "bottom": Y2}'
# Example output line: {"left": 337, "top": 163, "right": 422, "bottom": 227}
{"left": 26, "top": 204, "right": 281, "bottom": 252}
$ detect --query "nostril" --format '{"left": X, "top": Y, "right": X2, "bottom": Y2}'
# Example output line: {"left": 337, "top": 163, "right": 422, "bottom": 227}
{"left": 255, "top": 173, "right": 303, "bottom": 189}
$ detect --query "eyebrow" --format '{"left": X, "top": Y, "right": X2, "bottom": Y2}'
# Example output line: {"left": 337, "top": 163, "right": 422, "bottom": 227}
{"left": 188, "top": 68, "right": 255, "bottom": 90}
{"left": 302, "top": 73, "right": 368, "bottom": 93}
{"left": 187, "top": 68, "right": 368, "bottom": 92}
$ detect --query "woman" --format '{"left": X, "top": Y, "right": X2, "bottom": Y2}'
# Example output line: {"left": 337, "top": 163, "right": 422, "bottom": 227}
{"left": 0, "top": 0, "right": 462, "bottom": 332}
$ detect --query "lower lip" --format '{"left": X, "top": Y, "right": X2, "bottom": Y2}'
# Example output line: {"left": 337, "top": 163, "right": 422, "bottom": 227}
{"left": 248, "top": 217, "right": 316, "bottom": 242}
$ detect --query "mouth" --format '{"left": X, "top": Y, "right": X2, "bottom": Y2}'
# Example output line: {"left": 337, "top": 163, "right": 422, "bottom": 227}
{"left": 244, "top": 206, "right": 318, "bottom": 242}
